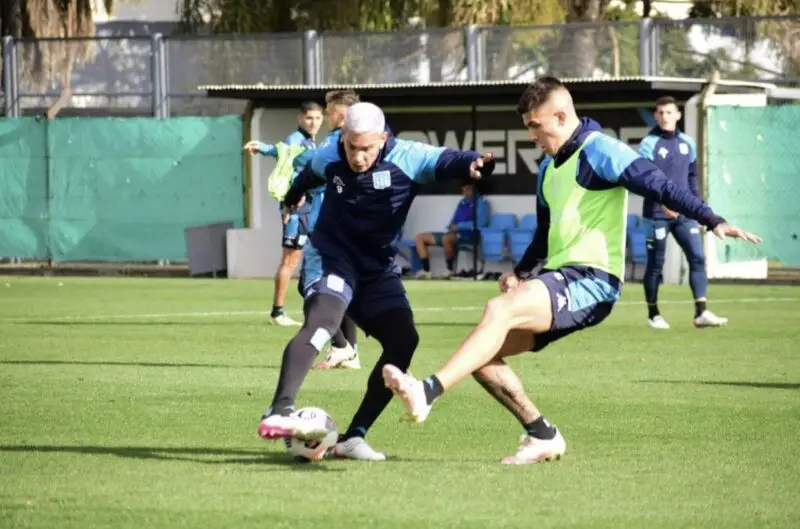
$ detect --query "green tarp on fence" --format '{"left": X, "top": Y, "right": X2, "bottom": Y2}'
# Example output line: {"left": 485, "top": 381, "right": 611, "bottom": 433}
{"left": 0, "top": 116, "right": 245, "bottom": 262}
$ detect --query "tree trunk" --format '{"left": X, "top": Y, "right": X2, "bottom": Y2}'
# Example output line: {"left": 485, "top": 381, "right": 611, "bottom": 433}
{"left": 551, "top": 0, "right": 607, "bottom": 78}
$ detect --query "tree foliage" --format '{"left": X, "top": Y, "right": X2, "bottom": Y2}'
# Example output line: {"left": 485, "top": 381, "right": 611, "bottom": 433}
{"left": 1, "top": 0, "right": 125, "bottom": 91}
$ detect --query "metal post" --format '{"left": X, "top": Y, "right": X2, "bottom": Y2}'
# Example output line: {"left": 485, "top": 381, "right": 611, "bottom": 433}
{"left": 151, "top": 33, "right": 167, "bottom": 118}
{"left": 639, "top": 18, "right": 653, "bottom": 76}
{"left": 465, "top": 25, "right": 479, "bottom": 82}
{"left": 303, "top": 31, "right": 318, "bottom": 85}
{"left": 3, "top": 36, "right": 14, "bottom": 117}
{"left": 158, "top": 35, "right": 169, "bottom": 117}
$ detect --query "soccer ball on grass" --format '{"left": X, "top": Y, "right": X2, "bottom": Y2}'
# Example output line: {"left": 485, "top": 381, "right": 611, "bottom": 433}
{"left": 284, "top": 407, "right": 338, "bottom": 461}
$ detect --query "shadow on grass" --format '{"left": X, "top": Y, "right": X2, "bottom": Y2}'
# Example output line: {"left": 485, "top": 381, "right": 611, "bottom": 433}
{"left": 12, "top": 320, "right": 256, "bottom": 326}
{"left": 0, "top": 360, "right": 279, "bottom": 369}
{"left": 638, "top": 380, "right": 800, "bottom": 390}
{"left": 0, "top": 444, "right": 341, "bottom": 471}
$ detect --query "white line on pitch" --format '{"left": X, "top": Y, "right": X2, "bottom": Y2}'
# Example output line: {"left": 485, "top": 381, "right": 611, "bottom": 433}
{"left": 1, "top": 296, "right": 796, "bottom": 322}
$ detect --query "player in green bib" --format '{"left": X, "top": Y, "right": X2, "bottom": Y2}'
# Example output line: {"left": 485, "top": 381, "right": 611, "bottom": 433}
{"left": 383, "top": 77, "right": 762, "bottom": 465}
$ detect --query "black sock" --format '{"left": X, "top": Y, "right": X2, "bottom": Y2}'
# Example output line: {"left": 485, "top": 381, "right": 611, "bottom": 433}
{"left": 343, "top": 309, "right": 419, "bottom": 441}
{"left": 695, "top": 300, "right": 707, "bottom": 318}
{"left": 269, "top": 336, "right": 318, "bottom": 413}
{"left": 524, "top": 416, "right": 556, "bottom": 440}
{"left": 647, "top": 303, "right": 660, "bottom": 320}
{"left": 269, "top": 295, "right": 346, "bottom": 413}
{"left": 271, "top": 305, "right": 284, "bottom": 318}
{"left": 329, "top": 328, "right": 347, "bottom": 348}
{"left": 423, "top": 375, "right": 444, "bottom": 405}
{"left": 341, "top": 315, "right": 358, "bottom": 348}
{"left": 445, "top": 258, "right": 455, "bottom": 272}
{"left": 421, "top": 258, "right": 430, "bottom": 272}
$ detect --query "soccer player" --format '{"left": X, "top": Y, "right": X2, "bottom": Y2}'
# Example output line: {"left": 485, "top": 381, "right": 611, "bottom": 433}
{"left": 639, "top": 96, "right": 727, "bottom": 329}
{"left": 414, "top": 181, "right": 490, "bottom": 279}
{"left": 258, "top": 102, "right": 495, "bottom": 461}
{"left": 382, "top": 77, "right": 761, "bottom": 465}
{"left": 298, "top": 90, "right": 362, "bottom": 370}
{"left": 244, "top": 102, "right": 323, "bottom": 326}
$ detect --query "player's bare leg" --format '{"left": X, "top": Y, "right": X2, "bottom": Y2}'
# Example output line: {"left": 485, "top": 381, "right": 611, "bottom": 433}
{"left": 414, "top": 232, "right": 436, "bottom": 279}
{"left": 472, "top": 341, "right": 565, "bottom": 464}
{"left": 442, "top": 233, "right": 458, "bottom": 278}
{"left": 383, "top": 279, "right": 552, "bottom": 422}
{"left": 271, "top": 248, "right": 303, "bottom": 326}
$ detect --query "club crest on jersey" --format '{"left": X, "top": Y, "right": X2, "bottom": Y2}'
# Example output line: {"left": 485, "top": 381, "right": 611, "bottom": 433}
{"left": 372, "top": 170, "right": 392, "bottom": 190}
{"left": 679, "top": 143, "right": 689, "bottom": 155}
{"left": 658, "top": 147, "right": 669, "bottom": 159}
{"left": 333, "top": 176, "right": 344, "bottom": 194}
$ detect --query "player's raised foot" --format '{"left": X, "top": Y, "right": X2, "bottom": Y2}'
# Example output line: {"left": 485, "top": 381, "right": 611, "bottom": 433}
{"left": 258, "top": 414, "right": 329, "bottom": 442}
{"left": 270, "top": 312, "right": 302, "bottom": 327}
{"left": 313, "top": 343, "right": 361, "bottom": 370}
{"left": 501, "top": 430, "right": 567, "bottom": 465}
{"left": 382, "top": 365, "right": 431, "bottom": 422}
{"left": 694, "top": 310, "right": 728, "bottom": 328}
{"left": 647, "top": 315, "right": 670, "bottom": 329}
{"left": 332, "top": 437, "right": 386, "bottom": 461}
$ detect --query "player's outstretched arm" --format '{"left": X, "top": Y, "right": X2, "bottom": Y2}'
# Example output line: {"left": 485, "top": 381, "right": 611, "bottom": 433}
{"left": 398, "top": 140, "right": 496, "bottom": 183}
{"left": 243, "top": 140, "right": 278, "bottom": 157}
{"left": 588, "top": 134, "right": 761, "bottom": 244}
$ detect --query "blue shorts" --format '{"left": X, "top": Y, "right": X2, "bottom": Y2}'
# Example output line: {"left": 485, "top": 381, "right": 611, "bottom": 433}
{"left": 282, "top": 211, "right": 310, "bottom": 250}
{"left": 532, "top": 265, "right": 622, "bottom": 352}
{"left": 301, "top": 246, "right": 409, "bottom": 327}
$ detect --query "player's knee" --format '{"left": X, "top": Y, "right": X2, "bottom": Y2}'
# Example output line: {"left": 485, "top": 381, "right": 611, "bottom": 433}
{"left": 483, "top": 296, "right": 512, "bottom": 324}
{"left": 301, "top": 297, "right": 347, "bottom": 351}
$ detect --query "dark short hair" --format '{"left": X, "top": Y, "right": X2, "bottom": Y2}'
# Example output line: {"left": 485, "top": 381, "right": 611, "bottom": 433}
{"left": 654, "top": 95, "right": 679, "bottom": 109}
{"left": 299, "top": 101, "right": 323, "bottom": 114}
{"left": 516, "top": 76, "right": 565, "bottom": 115}
{"left": 325, "top": 90, "right": 360, "bottom": 107}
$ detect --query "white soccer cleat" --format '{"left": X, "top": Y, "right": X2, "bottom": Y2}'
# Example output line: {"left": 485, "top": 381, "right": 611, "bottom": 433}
{"left": 694, "top": 310, "right": 728, "bottom": 328}
{"left": 415, "top": 270, "right": 431, "bottom": 280}
{"left": 501, "top": 430, "right": 567, "bottom": 465}
{"left": 313, "top": 343, "right": 361, "bottom": 370}
{"left": 647, "top": 315, "right": 671, "bottom": 329}
{"left": 382, "top": 365, "right": 431, "bottom": 423}
{"left": 257, "top": 414, "right": 329, "bottom": 442}
{"left": 270, "top": 313, "right": 302, "bottom": 327}
{"left": 332, "top": 437, "right": 386, "bottom": 461}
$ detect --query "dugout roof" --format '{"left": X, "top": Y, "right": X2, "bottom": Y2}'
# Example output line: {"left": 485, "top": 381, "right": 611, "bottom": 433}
{"left": 199, "top": 76, "right": 777, "bottom": 107}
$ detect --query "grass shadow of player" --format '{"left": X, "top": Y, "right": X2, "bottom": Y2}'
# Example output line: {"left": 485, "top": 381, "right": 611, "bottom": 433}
{"left": 0, "top": 444, "right": 341, "bottom": 471}
{"left": 414, "top": 322, "right": 476, "bottom": 328}
{"left": 13, "top": 320, "right": 253, "bottom": 327}
{"left": 0, "top": 359, "right": 279, "bottom": 369}
{"left": 638, "top": 380, "right": 800, "bottom": 390}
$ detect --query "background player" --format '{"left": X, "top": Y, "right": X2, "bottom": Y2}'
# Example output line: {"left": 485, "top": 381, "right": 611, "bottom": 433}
{"left": 413, "top": 181, "right": 490, "bottom": 279}
{"left": 259, "top": 102, "right": 495, "bottom": 461}
{"left": 639, "top": 96, "right": 727, "bottom": 329}
{"left": 383, "top": 77, "right": 761, "bottom": 465}
{"left": 244, "top": 102, "right": 323, "bottom": 326}
{"left": 293, "top": 90, "right": 362, "bottom": 370}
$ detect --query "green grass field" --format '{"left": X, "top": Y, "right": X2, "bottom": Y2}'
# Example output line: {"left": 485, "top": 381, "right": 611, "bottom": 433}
{"left": 1, "top": 277, "right": 798, "bottom": 529}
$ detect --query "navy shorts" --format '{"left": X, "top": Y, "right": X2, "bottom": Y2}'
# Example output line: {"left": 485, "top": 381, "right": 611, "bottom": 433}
{"left": 301, "top": 249, "right": 410, "bottom": 327}
{"left": 532, "top": 265, "right": 622, "bottom": 352}
{"left": 282, "top": 211, "right": 310, "bottom": 250}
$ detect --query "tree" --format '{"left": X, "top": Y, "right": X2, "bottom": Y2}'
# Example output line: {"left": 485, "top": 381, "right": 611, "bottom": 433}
{"left": 1, "top": 0, "right": 127, "bottom": 116}
{"left": 550, "top": 0, "right": 611, "bottom": 78}
{"left": 178, "top": 0, "right": 567, "bottom": 83}
{"left": 689, "top": 0, "right": 800, "bottom": 83}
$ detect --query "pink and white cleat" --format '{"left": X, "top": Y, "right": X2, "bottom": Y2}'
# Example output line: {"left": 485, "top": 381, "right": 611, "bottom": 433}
{"left": 382, "top": 365, "right": 431, "bottom": 423}
{"left": 501, "top": 430, "right": 567, "bottom": 465}
{"left": 257, "top": 414, "right": 329, "bottom": 442}
{"left": 257, "top": 415, "right": 297, "bottom": 440}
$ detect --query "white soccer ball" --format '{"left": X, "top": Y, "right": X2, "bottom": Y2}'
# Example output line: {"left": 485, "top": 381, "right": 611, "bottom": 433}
{"left": 285, "top": 407, "right": 338, "bottom": 461}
